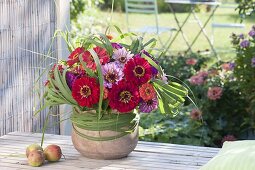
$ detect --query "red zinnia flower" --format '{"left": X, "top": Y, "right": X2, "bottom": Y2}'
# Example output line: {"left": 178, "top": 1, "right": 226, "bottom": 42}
{"left": 108, "top": 80, "right": 140, "bottom": 113}
{"left": 67, "top": 47, "right": 85, "bottom": 66}
{"left": 82, "top": 46, "right": 110, "bottom": 71}
{"left": 72, "top": 77, "right": 100, "bottom": 107}
{"left": 139, "top": 83, "right": 156, "bottom": 101}
{"left": 124, "top": 57, "right": 152, "bottom": 85}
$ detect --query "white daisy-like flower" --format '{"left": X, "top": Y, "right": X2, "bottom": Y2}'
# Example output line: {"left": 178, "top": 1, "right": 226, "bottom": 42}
{"left": 112, "top": 48, "right": 134, "bottom": 67}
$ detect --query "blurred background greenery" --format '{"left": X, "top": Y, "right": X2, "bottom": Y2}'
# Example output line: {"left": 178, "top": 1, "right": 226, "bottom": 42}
{"left": 69, "top": 0, "right": 255, "bottom": 147}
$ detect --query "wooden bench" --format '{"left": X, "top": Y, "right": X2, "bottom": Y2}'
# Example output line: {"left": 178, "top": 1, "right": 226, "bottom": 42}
{"left": 0, "top": 132, "right": 219, "bottom": 170}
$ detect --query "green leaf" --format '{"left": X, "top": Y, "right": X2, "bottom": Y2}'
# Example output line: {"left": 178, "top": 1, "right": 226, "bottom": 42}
{"left": 130, "top": 39, "right": 140, "bottom": 54}
{"left": 155, "top": 90, "right": 166, "bottom": 114}
{"left": 153, "top": 79, "right": 188, "bottom": 97}
{"left": 141, "top": 54, "right": 164, "bottom": 75}
{"left": 143, "top": 38, "right": 157, "bottom": 48}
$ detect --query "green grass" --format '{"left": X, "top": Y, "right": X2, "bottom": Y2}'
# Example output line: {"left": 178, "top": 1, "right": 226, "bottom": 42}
{"left": 97, "top": 6, "right": 254, "bottom": 59}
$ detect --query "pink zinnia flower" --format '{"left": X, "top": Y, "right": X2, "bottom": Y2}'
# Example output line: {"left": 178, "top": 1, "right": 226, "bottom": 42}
{"left": 186, "top": 58, "right": 197, "bottom": 65}
{"left": 113, "top": 47, "right": 133, "bottom": 67}
{"left": 189, "top": 71, "right": 208, "bottom": 85}
{"left": 190, "top": 109, "right": 202, "bottom": 120}
{"left": 207, "top": 87, "right": 223, "bottom": 100}
{"left": 221, "top": 63, "right": 235, "bottom": 71}
{"left": 189, "top": 75, "right": 205, "bottom": 85}
{"left": 197, "top": 71, "right": 208, "bottom": 78}
{"left": 102, "top": 62, "right": 124, "bottom": 88}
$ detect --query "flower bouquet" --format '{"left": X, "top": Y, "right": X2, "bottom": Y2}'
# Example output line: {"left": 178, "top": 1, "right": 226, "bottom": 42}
{"left": 40, "top": 31, "right": 188, "bottom": 159}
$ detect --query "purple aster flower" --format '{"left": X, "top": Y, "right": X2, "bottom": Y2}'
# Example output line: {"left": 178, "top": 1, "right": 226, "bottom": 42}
{"left": 251, "top": 57, "right": 255, "bottom": 68}
{"left": 239, "top": 34, "right": 245, "bottom": 39}
{"left": 112, "top": 48, "right": 133, "bottom": 67}
{"left": 139, "top": 97, "right": 158, "bottom": 113}
{"left": 66, "top": 71, "right": 78, "bottom": 90}
{"left": 249, "top": 30, "right": 255, "bottom": 37}
{"left": 111, "top": 43, "right": 122, "bottom": 50}
{"left": 161, "top": 72, "right": 168, "bottom": 84}
{"left": 102, "top": 62, "right": 124, "bottom": 88}
{"left": 240, "top": 40, "right": 250, "bottom": 48}
{"left": 229, "top": 62, "right": 235, "bottom": 70}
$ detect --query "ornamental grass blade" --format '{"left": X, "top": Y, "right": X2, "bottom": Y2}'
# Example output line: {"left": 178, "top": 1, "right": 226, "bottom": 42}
{"left": 97, "top": 33, "right": 114, "bottom": 56}
{"left": 79, "top": 55, "right": 96, "bottom": 78}
{"left": 53, "top": 67, "right": 77, "bottom": 105}
{"left": 88, "top": 49, "right": 104, "bottom": 120}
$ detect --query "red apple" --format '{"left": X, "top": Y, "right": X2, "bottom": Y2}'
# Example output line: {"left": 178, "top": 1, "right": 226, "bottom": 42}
{"left": 27, "top": 150, "right": 45, "bottom": 167}
{"left": 26, "top": 143, "right": 43, "bottom": 158}
{"left": 44, "top": 144, "right": 62, "bottom": 162}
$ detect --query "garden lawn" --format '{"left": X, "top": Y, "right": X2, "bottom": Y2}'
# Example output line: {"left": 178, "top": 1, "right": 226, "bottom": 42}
{"left": 100, "top": 6, "right": 254, "bottom": 58}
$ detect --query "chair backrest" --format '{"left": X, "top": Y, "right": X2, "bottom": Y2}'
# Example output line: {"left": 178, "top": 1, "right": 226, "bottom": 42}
{"left": 125, "top": 0, "right": 159, "bottom": 32}
{"left": 125, "top": 0, "right": 158, "bottom": 14}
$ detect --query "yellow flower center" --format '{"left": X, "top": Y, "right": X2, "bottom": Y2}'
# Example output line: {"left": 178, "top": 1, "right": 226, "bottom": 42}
{"left": 133, "top": 65, "right": 145, "bottom": 77}
{"left": 119, "top": 91, "right": 132, "bottom": 103}
{"left": 145, "top": 87, "right": 152, "bottom": 95}
{"left": 119, "top": 56, "right": 126, "bottom": 63}
{"left": 80, "top": 85, "right": 91, "bottom": 98}
{"left": 105, "top": 72, "right": 117, "bottom": 83}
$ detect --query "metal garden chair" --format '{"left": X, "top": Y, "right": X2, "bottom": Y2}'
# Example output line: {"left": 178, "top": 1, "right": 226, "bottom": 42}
{"left": 125, "top": 0, "right": 176, "bottom": 52}
{"left": 211, "top": 2, "right": 245, "bottom": 46}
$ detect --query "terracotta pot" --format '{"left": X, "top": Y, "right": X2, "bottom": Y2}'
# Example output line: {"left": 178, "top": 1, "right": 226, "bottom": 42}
{"left": 71, "top": 124, "right": 139, "bottom": 160}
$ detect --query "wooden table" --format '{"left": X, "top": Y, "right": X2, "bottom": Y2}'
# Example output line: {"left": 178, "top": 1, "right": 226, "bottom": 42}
{"left": 0, "top": 132, "right": 219, "bottom": 170}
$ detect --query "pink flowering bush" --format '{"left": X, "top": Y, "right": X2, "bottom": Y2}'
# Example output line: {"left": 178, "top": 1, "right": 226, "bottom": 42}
{"left": 231, "top": 26, "right": 255, "bottom": 118}
{"left": 140, "top": 51, "right": 253, "bottom": 147}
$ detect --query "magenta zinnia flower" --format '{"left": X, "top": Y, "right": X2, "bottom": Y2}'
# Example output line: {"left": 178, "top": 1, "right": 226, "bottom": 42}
{"left": 102, "top": 62, "right": 124, "bottom": 88}
{"left": 111, "top": 43, "right": 122, "bottom": 50}
{"left": 124, "top": 57, "right": 152, "bottom": 86}
{"left": 139, "top": 97, "right": 158, "bottom": 113}
{"left": 66, "top": 71, "right": 78, "bottom": 89}
{"left": 108, "top": 80, "right": 140, "bottom": 113}
{"left": 113, "top": 48, "right": 133, "bottom": 67}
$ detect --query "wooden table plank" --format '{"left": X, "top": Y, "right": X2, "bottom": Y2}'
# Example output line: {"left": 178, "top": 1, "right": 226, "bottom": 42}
{"left": 0, "top": 132, "right": 219, "bottom": 170}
